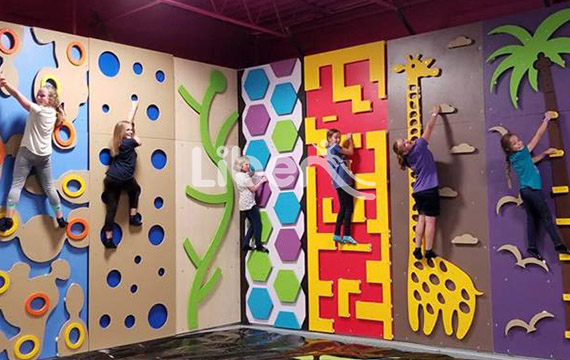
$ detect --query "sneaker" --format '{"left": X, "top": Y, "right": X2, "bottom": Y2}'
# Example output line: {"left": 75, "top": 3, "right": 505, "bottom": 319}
{"left": 333, "top": 235, "right": 343, "bottom": 243}
{"left": 129, "top": 213, "right": 143, "bottom": 226}
{"left": 342, "top": 236, "right": 357, "bottom": 245}
{"left": 103, "top": 238, "right": 117, "bottom": 249}
{"left": 57, "top": 217, "right": 68, "bottom": 229}
{"left": 425, "top": 249, "right": 437, "bottom": 259}
{"left": 0, "top": 217, "right": 13, "bottom": 232}
{"left": 255, "top": 245, "right": 269, "bottom": 253}
{"left": 413, "top": 247, "right": 423, "bottom": 260}
{"left": 527, "top": 248, "right": 544, "bottom": 261}
{"left": 555, "top": 244, "right": 570, "bottom": 255}
{"left": 241, "top": 245, "right": 254, "bottom": 252}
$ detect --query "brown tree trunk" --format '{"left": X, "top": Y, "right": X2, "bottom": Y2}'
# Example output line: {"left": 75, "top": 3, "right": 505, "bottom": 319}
{"left": 535, "top": 53, "right": 570, "bottom": 334}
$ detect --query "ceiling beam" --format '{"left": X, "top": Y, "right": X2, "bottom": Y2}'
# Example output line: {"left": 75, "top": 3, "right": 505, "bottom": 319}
{"left": 105, "top": 0, "right": 162, "bottom": 24}
{"left": 369, "top": 0, "right": 414, "bottom": 35}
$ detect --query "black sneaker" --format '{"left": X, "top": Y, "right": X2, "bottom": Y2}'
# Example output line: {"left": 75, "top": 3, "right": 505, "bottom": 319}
{"left": 555, "top": 244, "right": 570, "bottom": 255}
{"left": 103, "top": 238, "right": 117, "bottom": 249}
{"left": 129, "top": 213, "right": 143, "bottom": 226}
{"left": 255, "top": 245, "right": 269, "bottom": 253}
{"left": 527, "top": 248, "right": 544, "bottom": 261}
{"left": 57, "top": 217, "right": 68, "bottom": 229}
{"left": 413, "top": 247, "right": 423, "bottom": 260}
{"left": 0, "top": 217, "right": 13, "bottom": 232}
{"left": 425, "top": 249, "right": 437, "bottom": 259}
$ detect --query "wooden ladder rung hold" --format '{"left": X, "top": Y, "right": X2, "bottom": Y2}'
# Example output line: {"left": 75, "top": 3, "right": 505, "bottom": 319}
{"left": 556, "top": 218, "right": 570, "bottom": 226}
{"left": 549, "top": 149, "right": 565, "bottom": 158}
{"left": 564, "top": 294, "right": 570, "bottom": 301}
{"left": 566, "top": 331, "right": 570, "bottom": 339}
{"left": 552, "top": 186, "right": 569, "bottom": 194}
{"left": 559, "top": 253, "right": 570, "bottom": 261}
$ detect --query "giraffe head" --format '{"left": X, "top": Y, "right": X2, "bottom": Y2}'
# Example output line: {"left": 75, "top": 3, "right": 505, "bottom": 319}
{"left": 392, "top": 54, "right": 441, "bottom": 81}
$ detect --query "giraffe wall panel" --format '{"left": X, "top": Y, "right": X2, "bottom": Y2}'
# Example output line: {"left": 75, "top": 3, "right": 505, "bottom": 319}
{"left": 304, "top": 43, "right": 393, "bottom": 339}
{"left": 240, "top": 59, "right": 306, "bottom": 329}
{"left": 484, "top": 5, "right": 570, "bottom": 359}
{"left": 387, "top": 24, "right": 494, "bottom": 350}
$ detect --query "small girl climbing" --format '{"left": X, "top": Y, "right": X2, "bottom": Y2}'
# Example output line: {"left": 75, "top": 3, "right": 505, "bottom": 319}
{"left": 500, "top": 111, "right": 570, "bottom": 260}
{"left": 392, "top": 105, "right": 441, "bottom": 260}
{"left": 326, "top": 128, "right": 358, "bottom": 245}
{"left": 234, "top": 156, "right": 269, "bottom": 253}
{"left": 101, "top": 100, "right": 143, "bottom": 249}
{"left": 0, "top": 76, "right": 67, "bottom": 231}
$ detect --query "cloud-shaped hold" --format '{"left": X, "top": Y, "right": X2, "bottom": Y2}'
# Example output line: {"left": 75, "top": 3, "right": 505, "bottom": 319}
{"left": 448, "top": 35, "right": 474, "bottom": 49}
{"left": 439, "top": 186, "right": 458, "bottom": 198}
{"left": 439, "top": 103, "right": 456, "bottom": 114}
{"left": 451, "top": 233, "right": 479, "bottom": 245}
{"left": 451, "top": 143, "right": 477, "bottom": 154}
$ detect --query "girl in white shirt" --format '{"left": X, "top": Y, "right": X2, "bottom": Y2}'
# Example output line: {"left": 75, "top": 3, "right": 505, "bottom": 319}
{"left": 0, "top": 77, "right": 66, "bottom": 231}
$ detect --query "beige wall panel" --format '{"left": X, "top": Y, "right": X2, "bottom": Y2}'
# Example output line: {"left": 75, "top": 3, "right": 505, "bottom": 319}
{"left": 88, "top": 135, "right": 175, "bottom": 350}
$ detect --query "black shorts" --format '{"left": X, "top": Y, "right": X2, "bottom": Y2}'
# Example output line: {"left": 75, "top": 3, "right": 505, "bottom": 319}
{"left": 412, "top": 187, "right": 440, "bottom": 217}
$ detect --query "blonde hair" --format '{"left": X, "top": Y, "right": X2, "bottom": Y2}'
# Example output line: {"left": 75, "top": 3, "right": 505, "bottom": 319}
{"left": 41, "top": 86, "right": 65, "bottom": 129}
{"left": 392, "top": 139, "right": 408, "bottom": 170}
{"left": 234, "top": 156, "right": 250, "bottom": 172}
{"left": 111, "top": 121, "right": 132, "bottom": 157}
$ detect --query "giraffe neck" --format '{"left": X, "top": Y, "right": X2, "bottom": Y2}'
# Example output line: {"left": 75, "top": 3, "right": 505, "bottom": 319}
{"left": 406, "top": 78, "right": 422, "bottom": 140}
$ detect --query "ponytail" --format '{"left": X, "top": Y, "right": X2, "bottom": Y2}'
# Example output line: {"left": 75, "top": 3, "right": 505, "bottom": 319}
{"left": 500, "top": 133, "right": 515, "bottom": 189}
{"left": 42, "top": 86, "right": 66, "bottom": 129}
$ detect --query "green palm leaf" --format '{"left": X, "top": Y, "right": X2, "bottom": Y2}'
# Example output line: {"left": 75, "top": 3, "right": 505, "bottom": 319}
{"left": 489, "top": 56, "right": 518, "bottom": 93}
{"left": 488, "top": 25, "right": 532, "bottom": 44}
{"left": 528, "top": 67, "right": 538, "bottom": 91}
{"left": 509, "top": 65, "right": 529, "bottom": 109}
{"left": 486, "top": 45, "right": 523, "bottom": 62}
{"left": 535, "top": 8, "right": 570, "bottom": 41}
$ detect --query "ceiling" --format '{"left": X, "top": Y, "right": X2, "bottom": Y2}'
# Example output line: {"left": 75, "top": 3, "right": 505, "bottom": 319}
{"left": 1, "top": 0, "right": 569, "bottom": 68}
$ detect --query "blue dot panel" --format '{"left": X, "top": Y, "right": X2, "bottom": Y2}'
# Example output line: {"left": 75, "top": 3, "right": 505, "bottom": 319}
{"left": 71, "top": 222, "right": 84, "bottom": 235}
{"left": 133, "top": 62, "right": 143, "bottom": 75}
{"left": 102, "top": 104, "right": 110, "bottom": 113}
{"left": 59, "top": 126, "right": 70, "bottom": 141}
{"left": 130, "top": 284, "right": 138, "bottom": 293}
{"left": 98, "top": 51, "right": 120, "bottom": 77}
{"left": 106, "top": 270, "right": 122, "bottom": 288}
{"left": 1, "top": 32, "right": 13, "bottom": 50}
{"left": 148, "top": 304, "right": 168, "bottom": 329}
{"left": 156, "top": 70, "right": 165, "bottom": 82}
{"left": 20, "top": 340, "right": 34, "bottom": 355}
{"left": 30, "top": 297, "right": 45, "bottom": 310}
{"left": 147, "top": 104, "right": 160, "bottom": 121}
{"left": 99, "top": 314, "right": 111, "bottom": 328}
{"left": 125, "top": 315, "right": 135, "bottom": 328}
{"left": 149, "top": 225, "right": 165, "bottom": 246}
{"left": 151, "top": 150, "right": 167, "bottom": 170}
{"left": 100, "top": 224, "right": 123, "bottom": 247}
{"left": 134, "top": 255, "right": 142, "bottom": 264}
{"left": 131, "top": 94, "right": 138, "bottom": 101}
{"left": 154, "top": 197, "right": 164, "bottom": 209}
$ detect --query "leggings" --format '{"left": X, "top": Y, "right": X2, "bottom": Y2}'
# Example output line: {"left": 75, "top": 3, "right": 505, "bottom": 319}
{"left": 241, "top": 205, "right": 262, "bottom": 249}
{"left": 520, "top": 187, "right": 563, "bottom": 250}
{"left": 7, "top": 146, "right": 61, "bottom": 212}
{"left": 334, "top": 187, "right": 354, "bottom": 236}
{"left": 102, "top": 176, "right": 141, "bottom": 231}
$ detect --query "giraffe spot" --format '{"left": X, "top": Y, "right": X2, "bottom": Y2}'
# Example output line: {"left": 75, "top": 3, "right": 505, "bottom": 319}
{"left": 409, "top": 101, "right": 416, "bottom": 109}
{"left": 414, "top": 290, "right": 422, "bottom": 301}
{"left": 410, "top": 119, "right": 418, "bottom": 127}
{"left": 422, "top": 282, "right": 430, "bottom": 293}
{"left": 429, "top": 274, "right": 440, "bottom": 285}
{"left": 414, "top": 261, "right": 423, "bottom": 270}
{"left": 411, "top": 135, "right": 419, "bottom": 141}
{"left": 426, "top": 258, "right": 435, "bottom": 268}
{"left": 426, "top": 304, "right": 434, "bottom": 314}
{"left": 412, "top": 225, "right": 416, "bottom": 232}
{"left": 411, "top": 171, "right": 416, "bottom": 177}
{"left": 409, "top": 111, "right": 418, "bottom": 118}
{"left": 445, "top": 280, "right": 456, "bottom": 291}
{"left": 411, "top": 129, "right": 419, "bottom": 136}
{"left": 461, "top": 289, "right": 470, "bottom": 301}
{"left": 410, "top": 64, "right": 416, "bottom": 69}
{"left": 439, "top": 261, "right": 448, "bottom": 272}
{"left": 460, "top": 301, "right": 470, "bottom": 314}
{"left": 437, "top": 293, "right": 446, "bottom": 304}
{"left": 411, "top": 272, "right": 419, "bottom": 283}
{"left": 409, "top": 84, "right": 417, "bottom": 91}
{"left": 410, "top": 93, "right": 418, "bottom": 99}
{"left": 412, "top": 214, "right": 419, "bottom": 222}
{"left": 412, "top": 203, "right": 418, "bottom": 212}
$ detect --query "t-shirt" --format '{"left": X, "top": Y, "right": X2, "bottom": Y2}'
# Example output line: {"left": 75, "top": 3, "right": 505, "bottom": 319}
{"left": 234, "top": 172, "right": 256, "bottom": 211}
{"left": 106, "top": 138, "right": 139, "bottom": 181}
{"left": 21, "top": 103, "right": 57, "bottom": 156}
{"left": 327, "top": 144, "right": 353, "bottom": 189}
{"left": 509, "top": 146, "right": 542, "bottom": 190}
{"left": 405, "top": 138, "right": 439, "bottom": 193}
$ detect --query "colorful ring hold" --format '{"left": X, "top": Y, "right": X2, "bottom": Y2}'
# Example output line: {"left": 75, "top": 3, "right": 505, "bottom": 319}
{"left": 66, "top": 218, "right": 89, "bottom": 241}
{"left": 40, "top": 74, "right": 62, "bottom": 95}
{"left": 63, "top": 322, "right": 86, "bottom": 350}
{"left": 14, "top": 335, "right": 40, "bottom": 360}
{"left": 53, "top": 121, "right": 76, "bottom": 148}
{"left": 62, "top": 174, "right": 86, "bottom": 198}
{"left": 0, "top": 212, "right": 19, "bottom": 237}
{"left": 66, "top": 41, "right": 86, "bottom": 66}
{"left": 0, "top": 271, "right": 10, "bottom": 295}
{"left": 25, "top": 292, "right": 50, "bottom": 317}
{"left": 0, "top": 28, "right": 20, "bottom": 55}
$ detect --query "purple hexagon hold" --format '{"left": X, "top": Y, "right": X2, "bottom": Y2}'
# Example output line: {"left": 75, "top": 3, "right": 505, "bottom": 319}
{"left": 244, "top": 104, "right": 270, "bottom": 136}
{"left": 256, "top": 182, "right": 272, "bottom": 208}
{"left": 275, "top": 228, "right": 301, "bottom": 261}
{"left": 270, "top": 59, "right": 297, "bottom": 78}
{"left": 272, "top": 157, "right": 299, "bottom": 190}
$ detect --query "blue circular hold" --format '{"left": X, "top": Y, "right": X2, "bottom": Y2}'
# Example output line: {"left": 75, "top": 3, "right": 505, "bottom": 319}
{"left": 98, "top": 51, "right": 120, "bottom": 77}
{"left": 1, "top": 32, "right": 14, "bottom": 50}
{"left": 130, "top": 284, "right": 138, "bottom": 293}
{"left": 30, "top": 297, "right": 45, "bottom": 311}
{"left": 45, "top": 78, "right": 57, "bottom": 89}
{"left": 146, "top": 104, "right": 160, "bottom": 121}
{"left": 68, "top": 179, "right": 81, "bottom": 192}
{"left": 70, "top": 327, "right": 80, "bottom": 343}
{"left": 154, "top": 197, "right": 164, "bottom": 209}
{"left": 100, "top": 223, "right": 123, "bottom": 247}
{"left": 106, "top": 270, "right": 122, "bottom": 288}
{"left": 58, "top": 126, "right": 70, "bottom": 141}
{"left": 158, "top": 268, "right": 165, "bottom": 277}
{"left": 125, "top": 315, "right": 136, "bottom": 328}
{"left": 131, "top": 94, "right": 138, "bottom": 101}
{"left": 99, "top": 314, "right": 111, "bottom": 328}
{"left": 134, "top": 255, "right": 142, "bottom": 264}
{"left": 148, "top": 225, "right": 165, "bottom": 246}
{"left": 148, "top": 304, "right": 168, "bottom": 329}
{"left": 151, "top": 150, "right": 167, "bottom": 170}
{"left": 71, "top": 45, "right": 82, "bottom": 62}
{"left": 0, "top": 277, "right": 4, "bottom": 288}
{"left": 71, "top": 221, "right": 85, "bottom": 236}
{"left": 133, "top": 62, "right": 143, "bottom": 75}
{"left": 99, "top": 148, "right": 111, "bottom": 166}
{"left": 102, "top": 104, "right": 110, "bottom": 113}
{"left": 155, "top": 70, "right": 165, "bottom": 83}
{"left": 20, "top": 340, "right": 34, "bottom": 355}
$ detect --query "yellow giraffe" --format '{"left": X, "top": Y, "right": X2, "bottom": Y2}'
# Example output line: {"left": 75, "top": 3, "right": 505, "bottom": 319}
{"left": 393, "top": 54, "right": 483, "bottom": 340}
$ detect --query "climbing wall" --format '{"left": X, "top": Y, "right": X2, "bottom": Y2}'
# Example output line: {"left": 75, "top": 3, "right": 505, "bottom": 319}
{"left": 304, "top": 42, "right": 392, "bottom": 339}
{"left": 387, "top": 24, "right": 493, "bottom": 350}
{"left": 174, "top": 57, "right": 240, "bottom": 333}
{"left": 0, "top": 24, "right": 89, "bottom": 360}
{"left": 484, "top": 5, "right": 570, "bottom": 359}
{"left": 88, "top": 39, "right": 175, "bottom": 350}
{"left": 239, "top": 59, "right": 306, "bottom": 329}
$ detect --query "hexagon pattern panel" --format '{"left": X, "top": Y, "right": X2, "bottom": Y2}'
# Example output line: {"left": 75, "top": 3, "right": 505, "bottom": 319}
{"left": 240, "top": 59, "right": 305, "bottom": 329}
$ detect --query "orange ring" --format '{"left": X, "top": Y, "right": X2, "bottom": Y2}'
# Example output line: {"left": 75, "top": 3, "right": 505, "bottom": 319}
{"left": 25, "top": 292, "right": 50, "bottom": 317}
{"left": 0, "top": 28, "right": 20, "bottom": 55}
{"left": 66, "top": 41, "right": 86, "bottom": 66}
{"left": 66, "top": 218, "right": 89, "bottom": 241}
{"left": 53, "top": 121, "right": 76, "bottom": 148}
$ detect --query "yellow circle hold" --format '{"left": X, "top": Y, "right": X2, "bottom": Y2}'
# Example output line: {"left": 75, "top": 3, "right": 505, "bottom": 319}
{"left": 63, "top": 322, "right": 86, "bottom": 350}
{"left": 40, "top": 74, "right": 62, "bottom": 95}
{"left": 0, "top": 271, "right": 9, "bottom": 294}
{"left": 0, "top": 212, "right": 19, "bottom": 237}
{"left": 14, "top": 335, "right": 40, "bottom": 360}
{"left": 62, "top": 175, "right": 86, "bottom": 198}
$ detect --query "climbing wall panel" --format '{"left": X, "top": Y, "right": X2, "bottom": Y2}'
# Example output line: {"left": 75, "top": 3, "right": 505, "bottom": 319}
{"left": 88, "top": 40, "right": 175, "bottom": 350}
{"left": 484, "top": 5, "right": 570, "bottom": 359}
{"left": 304, "top": 43, "right": 392, "bottom": 339}
{"left": 387, "top": 24, "right": 493, "bottom": 350}
{"left": 240, "top": 59, "right": 306, "bottom": 329}
{"left": 174, "top": 57, "right": 240, "bottom": 333}
{"left": 0, "top": 24, "right": 89, "bottom": 360}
